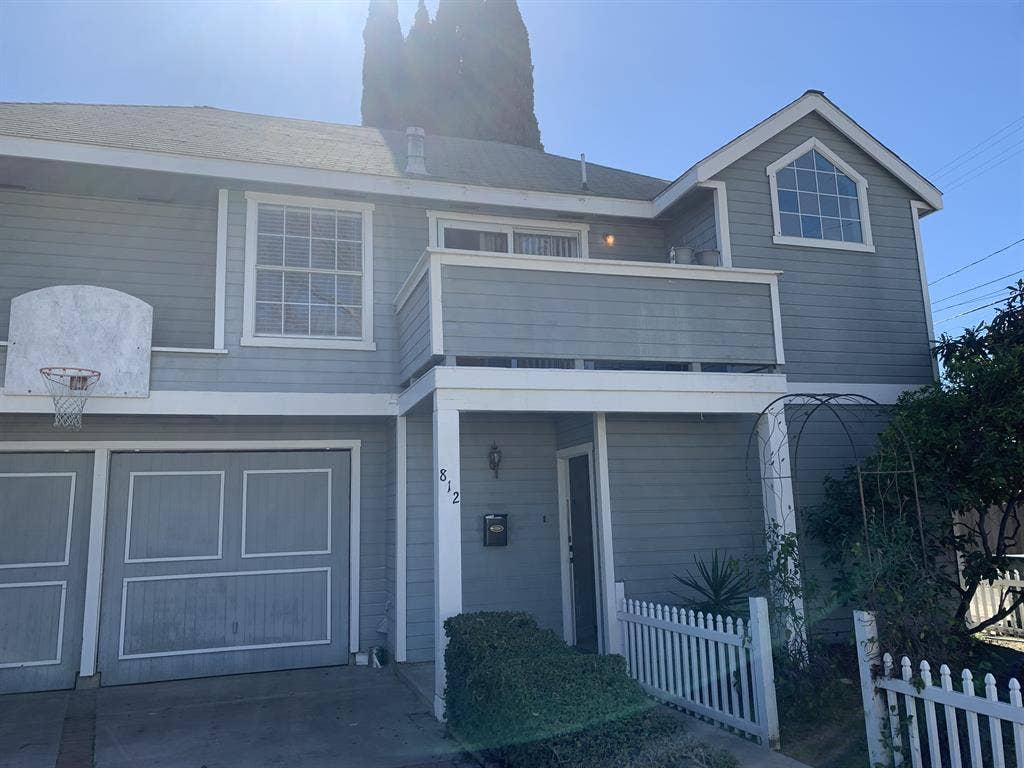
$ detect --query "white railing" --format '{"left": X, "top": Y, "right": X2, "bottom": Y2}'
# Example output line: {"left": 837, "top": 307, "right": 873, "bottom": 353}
{"left": 856, "top": 610, "right": 1024, "bottom": 767}
{"left": 969, "top": 571, "right": 1024, "bottom": 637}
{"left": 616, "top": 585, "right": 780, "bottom": 748}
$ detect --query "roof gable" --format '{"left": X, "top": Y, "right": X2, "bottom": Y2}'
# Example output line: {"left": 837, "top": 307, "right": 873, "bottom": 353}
{"left": 653, "top": 91, "right": 942, "bottom": 215}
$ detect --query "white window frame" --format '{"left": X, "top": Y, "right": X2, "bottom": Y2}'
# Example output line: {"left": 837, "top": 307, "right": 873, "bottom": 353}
{"left": 242, "top": 191, "right": 375, "bottom": 350}
{"left": 426, "top": 210, "right": 590, "bottom": 259}
{"left": 766, "top": 137, "right": 875, "bottom": 254}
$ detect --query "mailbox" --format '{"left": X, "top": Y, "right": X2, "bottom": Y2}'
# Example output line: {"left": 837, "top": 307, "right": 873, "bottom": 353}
{"left": 484, "top": 514, "right": 508, "bottom": 546}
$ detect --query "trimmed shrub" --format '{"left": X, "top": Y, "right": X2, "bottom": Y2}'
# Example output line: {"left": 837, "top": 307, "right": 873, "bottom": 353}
{"left": 443, "top": 611, "right": 737, "bottom": 768}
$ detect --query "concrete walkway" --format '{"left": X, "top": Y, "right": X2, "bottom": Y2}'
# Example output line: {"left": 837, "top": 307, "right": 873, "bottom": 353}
{"left": 681, "top": 717, "right": 814, "bottom": 768}
{"left": 0, "top": 666, "right": 471, "bottom": 768}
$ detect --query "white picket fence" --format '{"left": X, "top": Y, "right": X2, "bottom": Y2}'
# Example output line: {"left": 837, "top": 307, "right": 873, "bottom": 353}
{"left": 856, "top": 611, "right": 1024, "bottom": 767}
{"left": 616, "top": 585, "right": 780, "bottom": 748}
{"left": 969, "top": 571, "right": 1024, "bottom": 637}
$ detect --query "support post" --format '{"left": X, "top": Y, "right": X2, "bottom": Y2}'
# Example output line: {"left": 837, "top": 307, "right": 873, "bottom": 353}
{"left": 432, "top": 407, "right": 462, "bottom": 720}
{"left": 748, "top": 597, "right": 781, "bottom": 750}
{"left": 395, "top": 416, "right": 407, "bottom": 662}
{"left": 756, "top": 405, "right": 806, "bottom": 639}
{"left": 593, "top": 413, "right": 620, "bottom": 655}
{"left": 615, "top": 581, "right": 627, "bottom": 660}
{"left": 79, "top": 448, "right": 110, "bottom": 678}
{"left": 854, "top": 610, "right": 891, "bottom": 767}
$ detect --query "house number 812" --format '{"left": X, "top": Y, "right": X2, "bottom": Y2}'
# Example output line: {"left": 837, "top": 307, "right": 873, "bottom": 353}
{"left": 439, "top": 469, "right": 460, "bottom": 504}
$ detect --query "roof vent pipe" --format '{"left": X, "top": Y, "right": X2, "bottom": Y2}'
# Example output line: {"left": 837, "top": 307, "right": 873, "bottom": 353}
{"left": 580, "top": 153, "right": 589, "bottom": 191}
{"left": 406, "top": 127, "right": 427, "bottom": 175}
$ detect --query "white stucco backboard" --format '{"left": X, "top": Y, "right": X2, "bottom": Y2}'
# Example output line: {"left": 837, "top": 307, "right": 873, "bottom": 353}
{"left": 4, "top": 285, "right": 153, "bottom": 397}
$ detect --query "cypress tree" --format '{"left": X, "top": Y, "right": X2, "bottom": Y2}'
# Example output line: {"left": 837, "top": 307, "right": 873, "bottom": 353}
{"left": 478, "top": 0, "right": 542, "bottom": 149}
{"left": 403, "top": 0, "right": 436, "bottom": 130}
{"left": 361, "top": 0, "right": 406, "bottom": 130}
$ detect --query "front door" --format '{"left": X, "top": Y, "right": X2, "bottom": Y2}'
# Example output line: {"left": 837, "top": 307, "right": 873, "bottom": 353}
{"left": 567, "top": 454, "right": 598, "bottom": 653}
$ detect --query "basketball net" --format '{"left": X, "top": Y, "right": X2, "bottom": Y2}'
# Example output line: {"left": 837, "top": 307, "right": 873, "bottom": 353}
{"left": 40, "top": 367, "right": 101, "bottom": 431}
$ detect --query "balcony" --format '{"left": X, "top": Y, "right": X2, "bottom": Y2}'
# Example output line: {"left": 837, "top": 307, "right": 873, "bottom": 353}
{"left": 395, "top": 249, "right": 784, "bottom": 384}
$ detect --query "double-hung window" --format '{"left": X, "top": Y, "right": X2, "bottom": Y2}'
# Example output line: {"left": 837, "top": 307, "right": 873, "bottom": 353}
{"left": 242, "top": 192, "right": 374, "bottom": 350}
{"left": 429, "top": 212, "right": 589, "bottom": 259}
{"left": 766, "top": 137, "right": 874, "bottom": 253}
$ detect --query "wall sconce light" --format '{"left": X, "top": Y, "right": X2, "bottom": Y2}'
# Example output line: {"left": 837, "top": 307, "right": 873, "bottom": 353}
{"left": 603, "top": 233, "right": 616, "bottom": 247}
{"left": 488, "top": 442, "right": 503, "bottom": 478}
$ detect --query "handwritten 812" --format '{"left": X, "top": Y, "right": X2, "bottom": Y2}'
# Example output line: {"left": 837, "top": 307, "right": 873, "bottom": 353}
{"left": 439, "top": 468, "right": 460, "bottom": 504}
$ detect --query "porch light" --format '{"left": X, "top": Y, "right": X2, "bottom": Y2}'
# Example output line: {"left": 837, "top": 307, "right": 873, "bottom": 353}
{"left": 488, "top": 442, "right": 503, "bottom": 478}
{"left": 603, "top": 233, "right": 616, "bottom": 247}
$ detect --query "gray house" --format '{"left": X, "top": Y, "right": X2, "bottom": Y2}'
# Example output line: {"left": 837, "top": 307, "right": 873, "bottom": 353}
{"left": 0, "top": 91, "right": 941, "bottom": 717}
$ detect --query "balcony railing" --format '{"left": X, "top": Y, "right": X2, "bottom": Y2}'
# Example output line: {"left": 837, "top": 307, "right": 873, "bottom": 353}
{"left": 395, "top": 249, "right": 784, "bottom": 383}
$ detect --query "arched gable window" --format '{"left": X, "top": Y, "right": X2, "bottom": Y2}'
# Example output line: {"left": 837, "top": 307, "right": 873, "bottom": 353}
{"left": 767, "top": 138, "right": 874, "bottom": 253}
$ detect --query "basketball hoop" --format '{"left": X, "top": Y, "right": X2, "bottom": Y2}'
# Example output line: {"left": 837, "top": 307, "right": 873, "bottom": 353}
{"left": 40, "top": 367, "right": 101, "bottom": 431}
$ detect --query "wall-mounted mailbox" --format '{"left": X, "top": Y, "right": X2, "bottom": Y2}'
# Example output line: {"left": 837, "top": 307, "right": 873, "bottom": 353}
{"left": 484, "top": 514, "right": 508, "bottom": 547}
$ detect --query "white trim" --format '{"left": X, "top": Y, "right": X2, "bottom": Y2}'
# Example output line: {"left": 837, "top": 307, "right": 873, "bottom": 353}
{"left": 241, "top": 468, "right": 332, "bottom": 558}
{"left": 910, "top": 200, "right": 939, "bottom": 380}
{"left": 214, "top": 189, "right": 229, "bottom": 350}
{"left": 394, "top": 416, "right": 408, "bottom": 662}
{"left": 79, "top": 448, "right": 109, "bottom": 677}
{"left": 766, "top": 137, "right": 875, "bottom": 254}
{"left": 152, "top": 347, "right": 229, "bottom": 355}
{"left": 241, "top": 191, "right": 376, "bottom": 351}
{"left": 696, "top": 181, "right": 733, "bottom": 267}
{"left": 769, "top": 280, "right": 786, "bottom": 364}
{"left": 124, "top": 471, "right": 225, "bottom": 563}
{"left": 555, "top": 443, "right": 598, "bottom": 648}
{"left": 401, "top": 367, "right": 789, "bottom": 416}
{"left": 0, "top": 439, "right": 362, "bottom": 453}
{"left": 0, "top": 135, "right": 655, "bottom": 219}
{"left": 653, "top": 91, "right": 942, "bottom": 215}
{"left": 117, "top": 567, "right": 331, "bottom": 660}
{"left": 785, "top": 381, "right": 925, "bottom": 404}
{"left": 348, "top": 442, "right": 361, "bottom": 654}
{"left": 0, "top": 472, "right": 76, "bottom": 569}
{"left": 0, "top": 390, "right": 398, "bottom": 416}
{"left": 426, "top": 210, "right": 591, "bottom": 260}
{"left": 0, "top": 581, "right": 67, "bottom": 668}
{"left": 592, "top": 414, "right": 618, "bottom": 655}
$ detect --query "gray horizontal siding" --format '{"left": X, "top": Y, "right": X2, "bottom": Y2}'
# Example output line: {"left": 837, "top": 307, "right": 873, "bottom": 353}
{"left": 665, "top": 188, "right": 718, "bottom": 255}
{"left": 555, "top": 413, "right": 593, "bottom": 450}
{"left": 715, "top": 112, "right": 934, "bottom": 384}
{"left": 0, "top": 413, "right": 392, "bottom": 653}
{"left": 606, "top": 414, "right": 765, "bottom": 606}
{"left": 404, "top": 413, "right": 434, "bottom": 662}
{"left": 397, "top": 273, "right": 433, "bottom": 383}
{"left": 440, "top": 264, "right": 777, "bottom": 364}
{"left": 588, "top": 220, "right": 667, "bottom": 263}
{"left": 0, "top": 189, "right": 216, "bottom": 348}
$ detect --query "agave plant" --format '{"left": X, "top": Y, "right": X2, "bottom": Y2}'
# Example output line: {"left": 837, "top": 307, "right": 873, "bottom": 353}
{"left": 672, "top": 550, "right": 751, "bottom": 617}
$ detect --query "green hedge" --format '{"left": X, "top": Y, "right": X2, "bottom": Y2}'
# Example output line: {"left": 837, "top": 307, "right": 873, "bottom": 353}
{"left": 443, "top": 611, "right": 735, "bottom": 768}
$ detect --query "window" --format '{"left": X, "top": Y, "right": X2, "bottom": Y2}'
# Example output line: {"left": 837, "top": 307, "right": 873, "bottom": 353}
{"left": 242, "top": 192, "right": 374, "bottom": 350}
{"left": 428, "top": 212, "right": 588, "bottom": 259}
{"left": 766, "top": 138, "right": 874, "bottom": 253}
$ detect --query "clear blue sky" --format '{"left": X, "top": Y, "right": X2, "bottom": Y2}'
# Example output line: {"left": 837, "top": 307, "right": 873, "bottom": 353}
{"left": 1, "top": 0, "right": 1021, "bottom": 336}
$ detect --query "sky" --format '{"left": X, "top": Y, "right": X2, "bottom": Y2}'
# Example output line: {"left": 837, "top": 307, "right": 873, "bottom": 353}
{"left": 0, "top": 0, "right": 1021, "bottom": 337}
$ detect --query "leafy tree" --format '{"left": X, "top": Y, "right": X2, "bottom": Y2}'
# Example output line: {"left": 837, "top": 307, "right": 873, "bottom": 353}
{"left": 806, "top": 281, "right": 1024, "bottom": 654}
{"left": 361, "top": 0, "right": 407, "bottom": 130}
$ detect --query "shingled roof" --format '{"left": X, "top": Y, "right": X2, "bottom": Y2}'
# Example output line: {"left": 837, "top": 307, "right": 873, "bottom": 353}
{"left": 0, "top": 103, "right": 670, "bottom": 201}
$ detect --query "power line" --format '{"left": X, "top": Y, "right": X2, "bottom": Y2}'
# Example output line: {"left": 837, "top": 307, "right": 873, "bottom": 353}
{"left": 934, "top": 297, "right": 1006, "bottom": 326}
{"left": 932, "top": 288, "right": 1007, "bottom": 312}
{"left": 944, "top": 142, "right": 1024, "bottom": 193}
{"left": 929, "top": 237, "right": 1024, "bottom": 286}
{"left": 932, "top": 127, "right": 1024, "bottom": 181}
{"left": 930, "top": 115, "right": 1024, "bottom": 177}
{"left": 930, "top": 268, "right": 1024, "bottom": 305}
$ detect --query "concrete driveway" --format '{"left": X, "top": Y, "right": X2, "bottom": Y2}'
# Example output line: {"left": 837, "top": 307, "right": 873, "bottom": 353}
{"left": 0, "top": 667, "right": 470, "bottom": 768}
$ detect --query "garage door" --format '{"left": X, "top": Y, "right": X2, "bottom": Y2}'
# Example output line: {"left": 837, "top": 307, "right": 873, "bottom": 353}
{"left": 97, "top": 450, "right": 350, "bottom": 685}
{"left": 0, "top": 453, "right": 93, "bottom": 694}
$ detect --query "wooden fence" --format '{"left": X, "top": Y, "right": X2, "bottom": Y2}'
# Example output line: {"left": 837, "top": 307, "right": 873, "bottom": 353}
{"left": 856, "top": 610, "right": 1024, "bottom": 767}
{"left": 616, "top": 585, "right": 779, "bottom": 748}
{"left": 969, "top": 571, "right": 1024, "bottom": 637}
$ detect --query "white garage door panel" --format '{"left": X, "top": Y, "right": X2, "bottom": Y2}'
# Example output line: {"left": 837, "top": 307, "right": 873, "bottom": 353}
{"left": 98, "top": 450, "right": 350, "bottom": 686}
{"left": 120, "top": 568, "right": 330, "bottom": 658}
{"left": 0, "top": 453, "right": 93, "bottom": 695}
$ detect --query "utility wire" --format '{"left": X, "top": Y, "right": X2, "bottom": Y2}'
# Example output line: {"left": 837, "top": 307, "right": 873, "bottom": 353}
{"left": 930, "top": 115, "right": 1024, "bottom": 177}
{"left": 944, "top": 142, "right": 1024, "bottom": 193}
{"left": 932, "top": 288, "right": 1008, "bottom": 312}
{"left": 929, "top": 237, "right": 1024, "bottom": 286}
{"left": 930, "top": 268, "right": 1024, "bottom": 305}
{"left": 934, "top": 297, "right": 1006, "bottom": 326}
